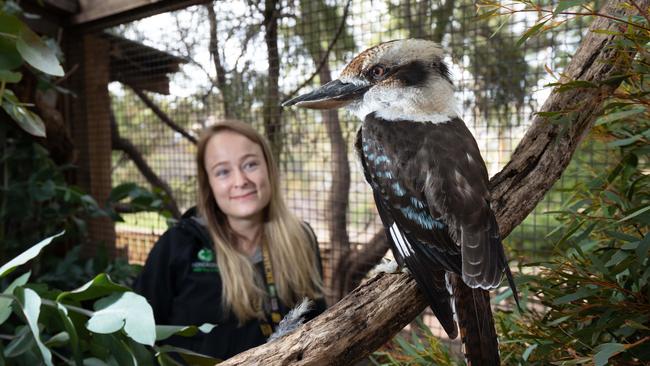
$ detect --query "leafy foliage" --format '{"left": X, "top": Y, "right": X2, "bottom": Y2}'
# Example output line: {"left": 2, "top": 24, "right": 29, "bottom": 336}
{"left": 491, "top": 3, "right": 650, "bottom": 364}
{"left": 369, "top": 317, "right": 460, "bottom": 366}
{"left": 0, "top": 233, "right": 219, "bottom": 365}
{"left": 0, "top": 0, "right": 63, "bottom": 137}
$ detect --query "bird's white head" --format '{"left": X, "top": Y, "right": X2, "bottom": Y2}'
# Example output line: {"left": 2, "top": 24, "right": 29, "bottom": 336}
{"left": 284, "top": 39, "right": 458, "bottom": 123}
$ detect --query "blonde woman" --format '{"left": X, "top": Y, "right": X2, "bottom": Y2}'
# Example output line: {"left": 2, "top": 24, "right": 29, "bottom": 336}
{"left": 134, "top": 120, "right": 325, "bottom": 361}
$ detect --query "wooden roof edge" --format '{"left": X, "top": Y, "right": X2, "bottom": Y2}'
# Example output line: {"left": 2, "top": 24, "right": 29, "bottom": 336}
{"left": 69, "top": 0, "right": 211, "bottom": 30}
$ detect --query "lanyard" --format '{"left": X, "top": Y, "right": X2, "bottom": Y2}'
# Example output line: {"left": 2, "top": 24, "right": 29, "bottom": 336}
{"left": 259, "top": 240, "right": 282, "bottom": 337}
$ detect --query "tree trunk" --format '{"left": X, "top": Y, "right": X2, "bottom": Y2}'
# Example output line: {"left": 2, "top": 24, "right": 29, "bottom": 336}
{"left": 317, "top": 64, "right": 352, "bottom": 304}
{"left": 219, "top": 1, "right": 647, "bottom": 364}
{"left": 263, "top": 0, "right": 283, "bottom": 161}
{"left": 205, "top": 3, "right": 231, "bottom": 119}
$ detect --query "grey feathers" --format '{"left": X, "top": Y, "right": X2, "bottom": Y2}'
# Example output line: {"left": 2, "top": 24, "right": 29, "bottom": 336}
{"left": 267, "top": 298, "right": 313, "bottom": 342}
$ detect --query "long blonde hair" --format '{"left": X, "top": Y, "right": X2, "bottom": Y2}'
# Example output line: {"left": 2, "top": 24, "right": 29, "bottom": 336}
{"left": 197, "top": 119, "right": 323, "bottom": 322}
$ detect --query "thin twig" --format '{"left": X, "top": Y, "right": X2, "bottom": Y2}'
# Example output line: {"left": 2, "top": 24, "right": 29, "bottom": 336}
{"left": 627, "top": 0, "right": 650, "bottom": 25}
{"left": 282, "top": 0, "right": 353, "bottom": 101}
{"left": 41, "top": 298, "right": 95, "bottom": 317}
{"left": 494, "top": 5, "right": 650, "bottom": 32}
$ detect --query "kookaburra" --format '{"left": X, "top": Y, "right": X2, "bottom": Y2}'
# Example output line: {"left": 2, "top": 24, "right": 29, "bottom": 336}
{"left": 283, "top": 39, "right": 518, "bottom": 365}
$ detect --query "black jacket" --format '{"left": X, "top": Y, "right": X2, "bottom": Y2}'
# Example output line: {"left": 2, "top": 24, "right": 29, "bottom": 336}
{"left": 133, "top": 210, "right": 327, "bottom": 361}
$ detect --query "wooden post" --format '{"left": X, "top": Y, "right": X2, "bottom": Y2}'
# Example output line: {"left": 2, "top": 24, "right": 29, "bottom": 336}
{"left": 66, "top": 33, "right": 115, "bottom": 256}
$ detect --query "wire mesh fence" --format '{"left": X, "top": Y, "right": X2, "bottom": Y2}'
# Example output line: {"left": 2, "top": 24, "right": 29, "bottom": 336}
{"left": 74, "top": 0, "right": 610, "bottom": 353}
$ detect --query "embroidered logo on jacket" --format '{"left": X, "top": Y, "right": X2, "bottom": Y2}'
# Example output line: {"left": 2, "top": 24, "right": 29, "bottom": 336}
{"left": 192, "top": 248, "right": 218, "bottom": 272}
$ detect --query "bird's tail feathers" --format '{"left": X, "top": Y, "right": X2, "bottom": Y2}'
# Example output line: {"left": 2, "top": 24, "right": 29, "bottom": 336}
{"left": 504, "top": 262, "right": 521, "bottom": 311}
{"left": 450, "top": 272, "right": 500, "bottom": 366}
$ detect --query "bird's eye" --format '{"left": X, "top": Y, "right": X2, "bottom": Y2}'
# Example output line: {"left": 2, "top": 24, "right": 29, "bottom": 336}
{"left": 371, "top": 65, "right": 386, "bottom": 79}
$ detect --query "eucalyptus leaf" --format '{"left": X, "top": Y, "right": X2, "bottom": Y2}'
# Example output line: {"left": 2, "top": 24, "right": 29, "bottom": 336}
{"left": 0, "top": 271, "right": 30, "bottom": 326}
{"left": 0, "top": 95, "right": 46, "bottom": 137}
{"left": 605, "top": 250, "right": 629, "bottom": 267}
{"left": 92, "top": 334, "right": 137, "bottom": 366}
{"left": 595, "top": 107, "right": 646, "bottom": 126}
{"left": 553, "top": 0, "right": 587, "bottom": 14}
{"left": 43, "top": 331, "right": 69, "bottom": 347}
{"left": 57, "top": 273, "right": 130, "bottom": 302}
{"left": 0, "top": 69, "right": 21, "bottom": 83}
{"left": 87, "top": 292, "right": 155, "bottom": 346}
{"left": 617, "top": 205, "right": 650, "bottom": 223}
{"left": 155, "top": 345, "right": 220, "bottom": 365}
{"left": 155, "top": 323, "right": 217, "bottom": 341}
{"left": 0, "top": 14, "right": 22, "bottom": 70}
{"left": 56, "top": 303, "right": 82, "bottom": 366}
{"left": 0, "top": 232, "right": 63, "bottom": 277}
{"left": 15, "top": 24, "right": 63, "bottom": 76}
{"left": 593, "top": 343, "right": 625, "bottom": 366}
{"left": 636, "top": 235, "right": 650, "bottom": 265}
{"left": 522, "top": 343, "right": 537, "bottom": 360}
{"left": 3, "top": 325, "right": 33, "bottom": 358}
{"left": 15, "top": 288, "right": 52, "bottom": 366}
{"left": 82, "top": 358, "right": 108, "bottom": 366}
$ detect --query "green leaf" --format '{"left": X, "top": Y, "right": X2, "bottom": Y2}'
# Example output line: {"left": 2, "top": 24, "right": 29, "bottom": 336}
{"left": 108, "top": 183, "right": 138, "bottom": 202}
{"left": 87, "top": 292, "right": 156, "bottom": 346}
{"left": 522, "top": 343, "right": 537, "bottom": 361}
{"left": 624, "top": 319, "right": 649, "bottom": 330}
{"left": 0, "top": 231, "right": 64, "bottom": 277}
{"left": 43, "top": 331, "right": 69, "bottom": 347}
{"left": 605, "top": 250, "right": 630, "bottom": 267}
{"left": 594, "top": 107, "right": 645, "bottom": 126}
{"left": 81, "top": 358, "right": 108, "bottom": 366}
{"left": 155, "top": 323, "right": 217, "bottom": 341}
{"left": 15, "top": 24, "right": 63, "bottom": 76}
{"left": 56, "top": 303, "right": 82, "bottom": 366}
{"left": 57, "top": 273, "right": 130, "bottom": 302}
{"left": 4, "top": 325, "right": 33, "bottom": 358}
{"left": 547, "top": 315, "right": 571, "bottom": 327}
{"left": 608, "top": 134, "right": 643, "bottom": 147}
{"left": 636, "top": 235, "right": 650, "bottom": 264}
{"left": 394, "top": 335, "right": 418, "bottom": 356}
{"left": 0, "top": 271, "right": 30, "bottom": 326}
{"left": 93, "top": 334, "right": 137, "bottom": 366}
{"left": 0, "top": 90, "right": 46, "bottom": 137}
{"left": 517, "top": 21, "right": 548, "bottom": 47}
{"left": 617, "top": 205, "right": 650, "bottom": 223}
{"left": 155, "top": 345, "right": 221, "bottom": 366}
{"left": 0, "top": 70, "right": 21, "bottom": 83}
{"left": 593, "top": 343, "right": 625, "bottom": 366}
{"left": 0, "top": 14, "right": 22, "bottom": 70}
{"left": 553, "top": 287, "right": 593, "bottom": 305}
{"left": 554, "top": 0, "right": 587, "bottom": 14}
{"left": 605, "top": 230, "right": 640, "bottom": 243}
{"left": 15, "top": 288, "right": 53, "bottom": 366}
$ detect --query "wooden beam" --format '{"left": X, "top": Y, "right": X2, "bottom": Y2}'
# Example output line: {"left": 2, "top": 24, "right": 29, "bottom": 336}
{"left": 43, "top": 0, "right": 79, "bottom": 14}
{"left": 70, "top": 0, "right": 211, "bottom": 29}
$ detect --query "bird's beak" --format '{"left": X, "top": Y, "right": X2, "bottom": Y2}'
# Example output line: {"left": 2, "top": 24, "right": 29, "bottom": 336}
{"left": 282, "top": 79, "right": 370, "bottom": 110}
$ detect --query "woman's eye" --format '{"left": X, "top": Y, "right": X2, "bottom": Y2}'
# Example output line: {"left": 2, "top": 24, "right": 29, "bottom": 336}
{"left": 243, "top": 161, "right": 259, "bottom": 171}
{"left": 215, "top": 169, "right": 229, "bottom": 177}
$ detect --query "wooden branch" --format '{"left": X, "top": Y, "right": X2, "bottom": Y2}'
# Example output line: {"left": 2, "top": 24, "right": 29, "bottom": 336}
{"left": 221, "top": 273, "right": 427, "bottom": 366}
{"left": 220, "top": 1, "right": 648, "bottom": 364}
{"left": 130, "top": 87, "right": 198, "bottom": 145}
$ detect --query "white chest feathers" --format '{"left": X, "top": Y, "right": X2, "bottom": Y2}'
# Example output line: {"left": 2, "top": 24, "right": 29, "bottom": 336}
{"left": 349, "top": 78, "right": 459, "bottom": 123}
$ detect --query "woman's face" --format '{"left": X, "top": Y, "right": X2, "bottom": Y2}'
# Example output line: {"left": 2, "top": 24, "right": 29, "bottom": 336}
{"left": 204, "top": 130, "right": 272, "bottom": 225}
